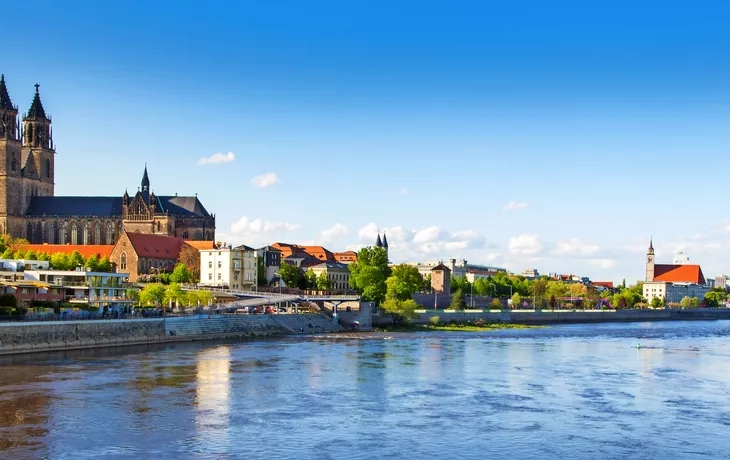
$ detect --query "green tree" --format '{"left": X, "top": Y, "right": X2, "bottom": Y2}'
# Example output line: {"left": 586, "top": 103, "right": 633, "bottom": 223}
{"left": 450, "top": 275, "right": 471, "bottom": 294}
{"left": 164, "top": 282, "right": 185, "bottom": 308}
{"left": 650, "top": 296, "right": 665, "bottom": 309}
{"left": 50, "top": 252, "right": 72, "bottom": 270}
{"left": 139, "top": 283, "right": 166, "bottom": 307}
{"left": 97, "top": 256, "right": 113, "bottom": 272}
{"left": 86, "top": 254, "right": 100, "bottom": 272}
{"left": 704, "top": 291, "right": 724, "bottom": 308}
{"left": 1, "top": 248, "right": 14, "bottom": 259}
{"left": 530, "top": 278, "right": 548, "bottom": 300}
{"left": 381, "top": 298, "right": 419, "bottom": 326}
{"left": 511, "top": 292, "right": 522, "bottom": 308}
{"left": 257, "top": 257, "right": 267, "bottom": 286}
{"left": 304, "top": 269, "right": 317, "bottom": 289}
{"left": 450, "top": 288, "right": 465, "bottom": 310}
{"left": 126, "top": 288, "right": 140, "bottom": 305}
{"left": 316, "top": 271, "right": 331, "bottom": 290}
{"left": 489, "top": 298, "right": 503, "bottom": 310}
{"left": 348, "top": 247, "right": 390, "bottom": 305}
{"left": 422, "top": 273, "right": 432, "bottom": 292}
{"left": 386, "top": 264, "right": 423, "bottom": 301}
{"left": 196, "top": 290, "right": 214, "bottom": 307}
{"left": 70, "top": 251, "right": 85, "bottom": 270}
{"left": 278, "top": 262, "right": 302, "bottom": 288}
{"left": 170, "top": 263, "right": 192, "bottom": 283}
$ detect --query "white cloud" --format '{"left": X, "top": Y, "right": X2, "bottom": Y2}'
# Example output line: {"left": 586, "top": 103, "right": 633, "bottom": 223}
{"left": 230, "top": 217, "right": 300, "bottom": 235}
{"left": 399, "top": 188, "right": 409, "bottom": 195}
{"left": 413, "top": 226, "right": 441, "bottom": 244}
{"left": 197, "top": 152, "right": 235, "bottom": 166}
{"left": 591, "top": 259, "right": 616, "bottom": 269}
{"left": 503, "top": 201, "right": 528, "bottom": 211}
{"left": 508, "top": 234, "right": 543, "bottom": 256}
{"left": 320, "top": 223, "right": 348, "bottom": 242}
{"left": 553, "top": 238, "right": 600, "bottom": 256}
{"left": 251, "top": 172, "right": 280, "bottom": 188}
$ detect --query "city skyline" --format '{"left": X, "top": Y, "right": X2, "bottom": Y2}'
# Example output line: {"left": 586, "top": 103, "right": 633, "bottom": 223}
{"left": 2, "top": 1, "right": 730, "bottom": 282}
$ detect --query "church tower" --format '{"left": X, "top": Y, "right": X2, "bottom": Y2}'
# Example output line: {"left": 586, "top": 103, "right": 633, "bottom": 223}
{"left": 0, "top": 75, "right": 23, "bottom": 235}
{"left": 21, "top": 83, "right": 55, "bottom": 208}
{"left": 645, "top": 238, "right": 655, "bottom": 282}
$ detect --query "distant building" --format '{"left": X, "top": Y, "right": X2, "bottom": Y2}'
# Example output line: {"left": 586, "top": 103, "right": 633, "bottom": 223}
{"left": 258, "top": 245, "right": 282, "bottom": 285}
{"left": 673, "top": 252, "right": 690, "bottom": 265}
{"left": 374, "top": 231, "right": 389, "bottom": 259}
{"left": 199, "top": 245, "right": 257, "bottom": 290}
{"left": 592, "top": 281, "right": 614, "bottom": 293}
{"left": 334, "top": 251, "right": 357, "bottom": 264}
{"left": 520, "top": 268, "right": 540, "bottom": 279}
{"left": 21, "top": 268, "right": 132, "bottom": 312}
{"left": 109, "top": 231, "right": 188, "bottom": 281}
{"left": 644, "top": 238, "right": 708, "bottom": 305}
{"left": 431, "top": 263, "right": 451, "bottom": 294}
{"left": 715, "top": 275, "right": 730, "bottom": 289}
{"left": 309, "top": 261, "right": 351, "bottom": 291}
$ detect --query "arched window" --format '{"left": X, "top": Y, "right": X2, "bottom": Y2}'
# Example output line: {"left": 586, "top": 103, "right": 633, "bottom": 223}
{"left": 26, "top": 223, "right": 34, "bottom": 243}
{"left": 194, "top": 231, "right": 202, "bottom": 240}
{"left": 83, "top": 224, "right": 90, "bottom": 245}
{"left": 47, "top": 222, "right": 55, "bottom": 244}
{"left": 71, "top": 223, "right": 78, "bottom": 245}
{"left": 120, "top": 252, "right": 127, "bottom": 270}
{"left": 45, "top": 159, "right": 51, "bottom": 178}
{"left": 60, "top": 225, "right": 68, "bottom": 244}
{"left": 94, "top": 223, "right": 101, "bottom": 245}
{"left": 182, "top": 231, "right": 189, "bottom": 239}
{"left": 106, "top": 222, "right": 114, "bottom": 244}
{"left": 156, "top": 221, "right": 161, "bottom": 232}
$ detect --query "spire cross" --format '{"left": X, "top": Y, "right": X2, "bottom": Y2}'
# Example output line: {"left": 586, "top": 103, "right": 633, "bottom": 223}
{"left": 34, "top": 84, "right": 40, "bottom": 94}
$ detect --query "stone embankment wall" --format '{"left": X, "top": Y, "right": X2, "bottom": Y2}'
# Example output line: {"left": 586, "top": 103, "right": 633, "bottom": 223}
{"left": 0, "top": 313, "right": 341, "bottom": 356}
{"left": 374, "top": 308, "right": 730, "bottom": 326}
{"left": 0, "top": 319, "right": 165, "bottom": 355}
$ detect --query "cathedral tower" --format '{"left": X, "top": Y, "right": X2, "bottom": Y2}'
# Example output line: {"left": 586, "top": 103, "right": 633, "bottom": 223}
{"left": 645, "top": 238, "right": 655, "bottom": 282}
{"left": 21, "top": 83, "right": 55, "bottom": 208}
{"left": 0, "top": 75, "right": 23, "bottom": 234}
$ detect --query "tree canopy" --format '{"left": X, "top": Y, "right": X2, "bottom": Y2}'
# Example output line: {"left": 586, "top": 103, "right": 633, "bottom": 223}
{"left": 348, "top": 247, "right": 390, "bottom": 305}
{"left": 386, "top": 264, "right": 423, "bottom": 301}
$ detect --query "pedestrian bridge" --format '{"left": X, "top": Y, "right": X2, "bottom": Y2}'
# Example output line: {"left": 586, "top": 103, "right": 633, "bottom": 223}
{"left": 181, "top": 286, "right": 360, "bottom": 310}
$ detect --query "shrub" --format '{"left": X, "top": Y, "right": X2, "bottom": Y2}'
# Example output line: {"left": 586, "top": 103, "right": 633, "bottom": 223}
{"left": 429, "top": 315, "right": 440, "bottom": 326}
{"left": 474, "top": 318, "right": 486, "bottom": 327}
{"left": 489, "top": 299, "right": 503, "bottom": 310}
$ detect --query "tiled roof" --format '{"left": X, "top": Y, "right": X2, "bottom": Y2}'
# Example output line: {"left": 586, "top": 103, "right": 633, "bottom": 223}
{"left": 233, "top": 244, "right": 256, "bottom": 251}
{"left": 185, "top": 240, "right": 217, "bottom": 250}
{"left": 272, "top": 242, "right": 335, "bottom": 261}
{"left": 0, "top": 74, "right": 14, "bottom": 110}
{"left": 431, "top": 263, "right": 451, "bottom": 272}
{"left": 157, "top": 196, "right": 212, "bottom": 218}
{"left": 125, "top": 232, "right": 186, "bottom": 259}
{"left": 593, "top": 281, "right": 614, "bottom": 289}
{"left": 20, "top": 244, "right": 114, "bottom": 259}
{"left": 26, "top": 196, "right": 122, "bottom": 217}
{"left": 334, "top": 251, "right": 357, "bottom": 263}
{"left": 654, "top": 264, "right": 706, "bottom": 284}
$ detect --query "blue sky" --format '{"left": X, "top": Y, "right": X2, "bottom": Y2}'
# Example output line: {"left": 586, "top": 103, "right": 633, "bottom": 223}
{"left": 3, "top": 0, "right": 730, "bottom": 283}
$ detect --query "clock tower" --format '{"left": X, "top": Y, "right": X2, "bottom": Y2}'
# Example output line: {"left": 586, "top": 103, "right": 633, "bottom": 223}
{"left": 645, "top": 238, "right": 655, "bottom": 282}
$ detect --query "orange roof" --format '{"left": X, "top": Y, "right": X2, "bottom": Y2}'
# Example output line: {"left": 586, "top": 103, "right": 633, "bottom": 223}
{"left": 185, "top": 240, "right": 217, "bottom": 250}
{"left": 593, "top": 281, "right": 614, "bottom": 289}
{"left": 334, "top": 251, "right": 357, "bottom": 263}
{"left": 654, "top": 264, "right": 705, "bottom": 284}
{"left": 20, "top": 244, "right": 114, "bottom": 259}
{"left": 125, "top": 232, "right": 186, "bottom": 259}
{"left": 273, "top": 242, "right": 336, "bottom": 261}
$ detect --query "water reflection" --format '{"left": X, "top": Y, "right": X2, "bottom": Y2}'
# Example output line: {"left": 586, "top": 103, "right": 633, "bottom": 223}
{"left": 195, "top": 346, "right": 231, "bottom": 449}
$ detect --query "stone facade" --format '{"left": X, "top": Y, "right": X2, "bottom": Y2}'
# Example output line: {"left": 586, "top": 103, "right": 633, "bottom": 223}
{"left": 110, "top": 231, "right": 189, "bottom": 281}
{"left": 430, "top": 263, "right": 451, "bottom": 294}
{"left": 0, "top": 75, "right": 215, "bottom": 244}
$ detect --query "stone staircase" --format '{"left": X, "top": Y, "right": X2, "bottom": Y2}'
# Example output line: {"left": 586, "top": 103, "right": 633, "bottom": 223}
{"left": 273, "top": 314, "right": 343, "bottom": 334}
{"left": 164, "top": 315, "right": 287, "bottom": 337}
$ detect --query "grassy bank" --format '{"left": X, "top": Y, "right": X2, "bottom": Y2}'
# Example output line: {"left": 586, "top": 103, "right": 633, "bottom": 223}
{"left": 376, "top": 322, "right": 538, "bottom": 333}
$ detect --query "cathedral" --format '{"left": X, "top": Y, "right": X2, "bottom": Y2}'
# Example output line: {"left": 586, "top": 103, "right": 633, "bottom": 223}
{"left": 0, "top": 74, "right": 215, "bottom": 244}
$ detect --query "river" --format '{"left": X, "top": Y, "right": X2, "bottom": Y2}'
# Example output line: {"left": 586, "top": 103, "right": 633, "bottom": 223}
{"left": 1, "top": 320, "right": 729, "bottom": 459}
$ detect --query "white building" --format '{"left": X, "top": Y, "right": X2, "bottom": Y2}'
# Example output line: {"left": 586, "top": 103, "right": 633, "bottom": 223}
{"left": 643, "top": 281, "right": 709, "bottom": 306}
{"left": 673, "top": 252, "right": 690, "bottom": 265}
{"left": 199, "top": 245, "right": 257, "bottom": 290}
{"left": 404, "top": 258, "right": 506, "bottom": 281}
{"left": 0, "top": 259, "right": 50, "bottom": 283}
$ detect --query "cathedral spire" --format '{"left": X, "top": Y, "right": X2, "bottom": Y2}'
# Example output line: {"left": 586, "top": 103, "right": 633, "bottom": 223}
{"left": 382, "top": 231, "right": 389, "bottom": 249}
{"left": 26, "top": 84, "right": 48, "bottom": 120}
{"left": 376, "top": 231, "right": 383, "bottom": 248}
{"left": 0, "top": 74, "right": 14, "bottom": 111}
{"left": 648, "top": 236, "right": 654, "bottom": 255}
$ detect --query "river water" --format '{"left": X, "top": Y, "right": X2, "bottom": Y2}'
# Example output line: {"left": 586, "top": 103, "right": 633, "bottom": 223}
{"left": 1, "top": 321, "right": 730, "bottom": 459}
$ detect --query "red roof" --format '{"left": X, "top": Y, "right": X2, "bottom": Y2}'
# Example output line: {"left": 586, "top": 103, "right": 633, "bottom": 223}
{"left": 334, "top": 251, "right": 357, "bottom": 263}
{"left": 125, "top": 232, "right": 187, "bottom": 259}
{"left": 273, "top": 242, "right": 336, "bottom": 261}
{"left": 185, "top": 240, "right": 217, "bottom": 250}
{"left": 593, "top": 281, "right": 614, "bottom": 289}
{"left": 20, "top": 244, "right": 114, "bottom": 259}
{"left": 654, "top": 264, "right": 706, "bottom": 284}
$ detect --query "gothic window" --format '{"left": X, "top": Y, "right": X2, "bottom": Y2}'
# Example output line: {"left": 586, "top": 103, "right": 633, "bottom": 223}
{"left": 120, "top": 252, "right": 127, "bottom": 270}
{"left": 45, "top": 159, "right": 51, "bottom": 179}
{"left": 27, "top": 124, "right": 33, "bottom": 145}
{"left": 94, "top": 223, "right": 101, "bottom": 245}
{"left": 83, "top": 224, "right": 90, "bottom": 245}
{"left": 36, "top": 222, "right": 42, "bottom": 244}
{"left": 106, "top": 223, "right": 114, "bottom": 244}
{"left": 194, "top": 231, "right": 202, "bottom": 240}
{"left": 182, "top": 231, "right": 189, "bottom": 239}
{"left": 47, "top": 222, "right": 55, "bottom": 244}
{"left": 206, "top": 232, "right": 212, "bottom": 240}
{"left": 60, "top": 225, "right": 68, "bottom": 244}
{"left": 71, "top": 223, "right": 78, "bottom": 245}
{"left": 26, "top": 223, "right": 34, "bottom": 243}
